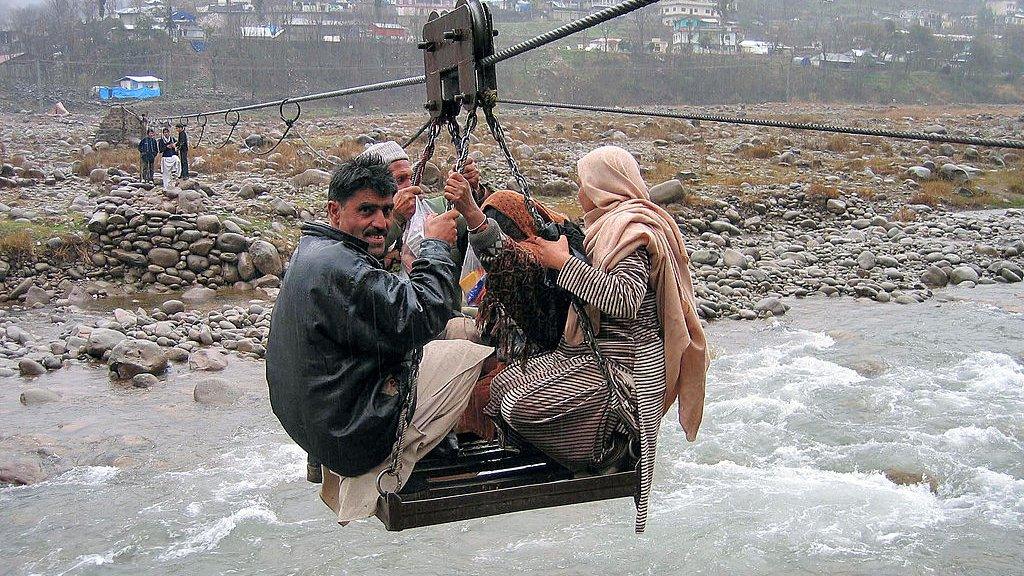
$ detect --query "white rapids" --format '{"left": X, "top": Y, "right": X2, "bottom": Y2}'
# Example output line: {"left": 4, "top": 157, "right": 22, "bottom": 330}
{"left": 2, "top": 285, "right": 1022, "bottom": 575}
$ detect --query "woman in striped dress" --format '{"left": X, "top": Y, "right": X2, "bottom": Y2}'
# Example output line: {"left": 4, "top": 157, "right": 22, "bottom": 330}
{"left": 443, "top": 146, "right": 710, "bottom": 533}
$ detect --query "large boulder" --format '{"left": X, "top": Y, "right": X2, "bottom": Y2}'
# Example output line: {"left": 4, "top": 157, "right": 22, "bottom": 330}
{"left": 20, "top": 388, "right": 61, "bottom": 405}
{"left": 18, "top": 359, "right": 47, "bottom": 376}
{"left": 196, "top": 215, "right": 220, "bottom": 233}
{"left": 290, "top": 168, "right": 331, "bottom": 188}
{"left": 108, "top": 338, "right": 168, "bottom": 379}
{"left": 920, "top": 265, "right": 948, "bottom": 288}
{"left": 147, "top": 247, "right": 180, "bottom": 268}
{"left": 216, "top": 232, "right": 249, "bottom": 253}
{"left": 906, "top": 166, "right": 932, "bottom": 180}
{"left": 24, "top": 286, "right": 51, "bottom": 307}
{"left": 271, "top": 198, "right": 297, "bottom": 217}
{"left": 949, "top": 266, "right": 980, "bottom": 285}
{"left": 0, "top": 459, "right": 45, "bottom": 486}
{"left": 89, "top": 168, "right": 108, "bottom": 183}
{"left": 236, "top": 252, "right": 256, "bottom": 280}
{"left": 649, "top": 179, "right": 685, "bottom": 205}
{"left": 249, "top": 240, "right": 283, "bottom": 277}
{"left": 754, "top": 297, "right": 789, "bottom": 316}
{"left": 537, "top": 179, "right": 578, "bottom": 197}
{"left": 939, "top": 163, "right": 970, "bottom": 182}
{"left": 86, "top": 328, "right": 127, "bottom": 358}
{"left": 189, "top": 349, "right": 228, "bottom": 372}
{"left": 193, "top": 378, "right": 242, "bottom": 405}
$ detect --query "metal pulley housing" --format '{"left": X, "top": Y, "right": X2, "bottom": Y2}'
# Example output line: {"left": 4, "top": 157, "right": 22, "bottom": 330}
{"left": 419, "top": 0, "right": 498, "bottom": 119}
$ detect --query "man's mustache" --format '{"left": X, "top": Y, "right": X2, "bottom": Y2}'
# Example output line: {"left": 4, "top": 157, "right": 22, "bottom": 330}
{"left": 363, "top": 227, "right": 387, "bottom": 237}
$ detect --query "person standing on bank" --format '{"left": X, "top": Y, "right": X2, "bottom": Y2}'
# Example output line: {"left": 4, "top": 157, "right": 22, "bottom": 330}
{"left": 158, "top": 126, "right": 180, "bottom": 191}
{"left": 138, "top": 128, "right": 158, "bottom": 183}
{"left": 176, "top": 123, "right": 190, "bottom": 180}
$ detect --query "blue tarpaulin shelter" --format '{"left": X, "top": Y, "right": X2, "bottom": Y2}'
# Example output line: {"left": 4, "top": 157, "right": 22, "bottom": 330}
{"left": 97, "top": 75, "right": 162, "bottom": 100}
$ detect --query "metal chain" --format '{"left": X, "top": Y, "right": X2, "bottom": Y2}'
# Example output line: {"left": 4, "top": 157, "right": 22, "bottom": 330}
{"left": 376, "top": 118, "right": 446, "bottom": 496}
{"left": 294, "top": 128, "right": 336, "bottom": 165}
{"left": 572, "top": 300, "right": 640, "bottom": 439}
{"left": 480, "top": 92, "right": 554, "bottom": 239}
{"left": 412, "top": 119, "right": 444, "bottom": 187}
{"left": 403, "top": 117, "right": 435, "bottom": 149}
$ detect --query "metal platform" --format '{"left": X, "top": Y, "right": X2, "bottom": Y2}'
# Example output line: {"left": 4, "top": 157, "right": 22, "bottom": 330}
{"left": 375, "top": 439, "right": 638, "bottom": 531}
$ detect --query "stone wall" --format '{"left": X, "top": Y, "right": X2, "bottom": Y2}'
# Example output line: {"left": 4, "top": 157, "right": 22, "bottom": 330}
{"left": 86, "top": 195, "right": 286, "bottom": 291}
{"left": 93, "top": 107, "right": 142, "bottom": 147}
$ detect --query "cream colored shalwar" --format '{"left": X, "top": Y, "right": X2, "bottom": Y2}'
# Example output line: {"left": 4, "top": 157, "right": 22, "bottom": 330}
{"left": 319, "top": 336, "right": 492, "bottom": 523}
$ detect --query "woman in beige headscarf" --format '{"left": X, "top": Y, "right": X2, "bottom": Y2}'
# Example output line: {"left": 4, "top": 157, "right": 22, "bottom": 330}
{"left": 443, "top": 145, "right": 709, "bottom": 533}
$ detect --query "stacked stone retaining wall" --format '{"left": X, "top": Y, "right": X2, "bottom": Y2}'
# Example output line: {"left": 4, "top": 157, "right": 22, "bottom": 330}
{"left": 87, "top": 195, "right": 285, "bottom": 291}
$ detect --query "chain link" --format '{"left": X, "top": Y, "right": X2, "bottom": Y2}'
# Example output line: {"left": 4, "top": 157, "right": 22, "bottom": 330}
{"left": 377, "top": 117, "right": 448, "bottom": 496}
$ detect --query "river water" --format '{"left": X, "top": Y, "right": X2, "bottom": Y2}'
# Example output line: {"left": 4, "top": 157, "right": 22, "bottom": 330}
{"left": 2, "top": 285, "right": 1022, "bottom": 575}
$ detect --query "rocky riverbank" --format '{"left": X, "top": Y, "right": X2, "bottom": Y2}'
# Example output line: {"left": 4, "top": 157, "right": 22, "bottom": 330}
{"left": 2, "top": 102, "right": 1024, "bottom": 485}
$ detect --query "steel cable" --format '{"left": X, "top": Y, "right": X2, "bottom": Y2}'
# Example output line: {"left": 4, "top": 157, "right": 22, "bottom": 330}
{"left": 500, "top": 99, "right": 1024, "bottom": 150}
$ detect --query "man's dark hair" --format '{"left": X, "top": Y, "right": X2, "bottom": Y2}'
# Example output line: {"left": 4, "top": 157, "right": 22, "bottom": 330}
{"left": 328, "top": 154, "right": 397, "bottom": 204}
{"left": 147, "top": 129, "right": 154, "bottom": 134}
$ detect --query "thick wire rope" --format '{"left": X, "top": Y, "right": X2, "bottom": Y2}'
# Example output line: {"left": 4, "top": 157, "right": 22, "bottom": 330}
{"left": 500, "top": 99, "right": 1024, "bottom": 150}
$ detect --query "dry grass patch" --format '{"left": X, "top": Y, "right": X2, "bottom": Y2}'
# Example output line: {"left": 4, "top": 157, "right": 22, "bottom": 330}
{"left": 866, "top": 157, "right": 899, "bottom": 176}
{"left": 73, "top": 148, "right": 137, "bottom": 177}
{"left": 908, "top": 180, "right": 954, "bottom": 206}
{"left": 643, "top": 160, "right": 683, "bottom": 184}
{"left": 737, "top": 144, "right": 776, "bottom": 160}
{"left": 190, "top": 145, "right": 247, "bottom": 174}
{"left": 909, "top": 180, "right": 1005, "bottom": 209}
{"left": 892, "top": 206, "right": 919, "bottom": 222}
{"left": 806, "top": 182, "right": 840, "bottom": 201}
{"left": 0, "top": 221, "right": 88, "bottom": 264}
{"left": 0, "top": 225, "right": 35, "bottom": 262}
{"left": 824, "top": 135, "right": 857, "bottom": 153}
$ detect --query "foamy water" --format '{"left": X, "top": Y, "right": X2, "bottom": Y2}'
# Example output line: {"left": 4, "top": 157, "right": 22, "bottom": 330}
{"left": 2, "top": 286, "right": 1022, "bottom": 574}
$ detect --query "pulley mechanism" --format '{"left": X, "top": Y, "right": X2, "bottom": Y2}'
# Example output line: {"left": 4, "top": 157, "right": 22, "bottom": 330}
{"left": 419, "top": 0, "right": 497, "bottom": 120}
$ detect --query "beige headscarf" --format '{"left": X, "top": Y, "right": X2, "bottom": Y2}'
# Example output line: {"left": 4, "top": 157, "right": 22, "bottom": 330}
{"left": 565, "top": 146, "right": 710, "bottom": 441}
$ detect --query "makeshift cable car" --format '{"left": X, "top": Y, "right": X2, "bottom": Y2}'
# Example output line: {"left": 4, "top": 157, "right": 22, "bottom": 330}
{"left": 311, "top": 0, "right": 641, "bottom": 532}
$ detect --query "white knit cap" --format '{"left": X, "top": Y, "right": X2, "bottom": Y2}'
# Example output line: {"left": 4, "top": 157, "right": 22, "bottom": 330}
{"left": 360, "top": 141, "right": 408, "bottom": 166}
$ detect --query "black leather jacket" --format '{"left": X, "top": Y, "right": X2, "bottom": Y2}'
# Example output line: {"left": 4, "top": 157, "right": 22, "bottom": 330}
{"left": 267, "top": 221, "right": 458, "bottom": 476}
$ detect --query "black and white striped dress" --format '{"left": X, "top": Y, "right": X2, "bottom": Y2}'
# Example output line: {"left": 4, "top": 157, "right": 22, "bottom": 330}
{"left": 470, "top": 221, "right": 666, "bottom": 533}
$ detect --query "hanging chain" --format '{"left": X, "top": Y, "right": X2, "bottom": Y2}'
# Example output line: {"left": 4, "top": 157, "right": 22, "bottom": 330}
{"left": 377, "top": 116, "right": 447, "bottom": 496}
{"left": 412, "top": 118, "right": 444, "bottom": 187}
{"left": 479, "top": 89, "right": 555, "bottom": 240}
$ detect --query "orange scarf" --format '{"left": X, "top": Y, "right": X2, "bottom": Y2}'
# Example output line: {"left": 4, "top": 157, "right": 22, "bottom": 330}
{"left": 565, "top": 146, "right": 710, "bottom": 441}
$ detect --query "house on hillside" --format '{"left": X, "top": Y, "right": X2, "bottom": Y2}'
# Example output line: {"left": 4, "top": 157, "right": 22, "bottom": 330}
{"left": 739, "top": 40, "right": 769, "bottom": 55}
{"left": 370, "top": 22, "right": 411, "bottom": 41}
{"left": 96, "top": 75, "right": 163, "bottom": 100}
{"left": 392, "top": 0, "right": 449, "bottom": 17}
{"left": 584, "top": 37, "right": 623, "bottom": 52}
{"left": 672, "top": 18, "right": 739, "bottom": 53}
{"left": 810, "top": 53, "right": 856, "bottom": 68}
{"left": 241, "top": 24, "right": 286, "bottom": 38}
{"left": 169, "top": 10, "right": 207, "bottom": 40}
{"left": 986, "top": 1, "right": 1019, "bottom": 16}
{"left": 661, "top": 0, "right": 719, "bottom": 27}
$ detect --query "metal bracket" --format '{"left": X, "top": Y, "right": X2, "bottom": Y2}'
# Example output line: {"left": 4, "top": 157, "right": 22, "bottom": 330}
{"left": 419, "top": 0, "right": 497, "bottom": 119}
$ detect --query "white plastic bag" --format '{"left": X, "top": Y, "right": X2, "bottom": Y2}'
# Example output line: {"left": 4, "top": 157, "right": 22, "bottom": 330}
{"left": 400, "top": 196, "right": 435, "bottom": 273}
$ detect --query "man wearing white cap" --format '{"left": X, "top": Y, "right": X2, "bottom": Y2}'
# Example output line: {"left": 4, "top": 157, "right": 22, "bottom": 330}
{"left": 360, "top": 141, "right": 488, "bottom": 278}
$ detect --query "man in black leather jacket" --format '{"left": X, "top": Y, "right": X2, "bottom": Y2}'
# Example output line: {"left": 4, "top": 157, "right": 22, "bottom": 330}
{"left": 267, "top": 155, "right": 492, "bottom": 524}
